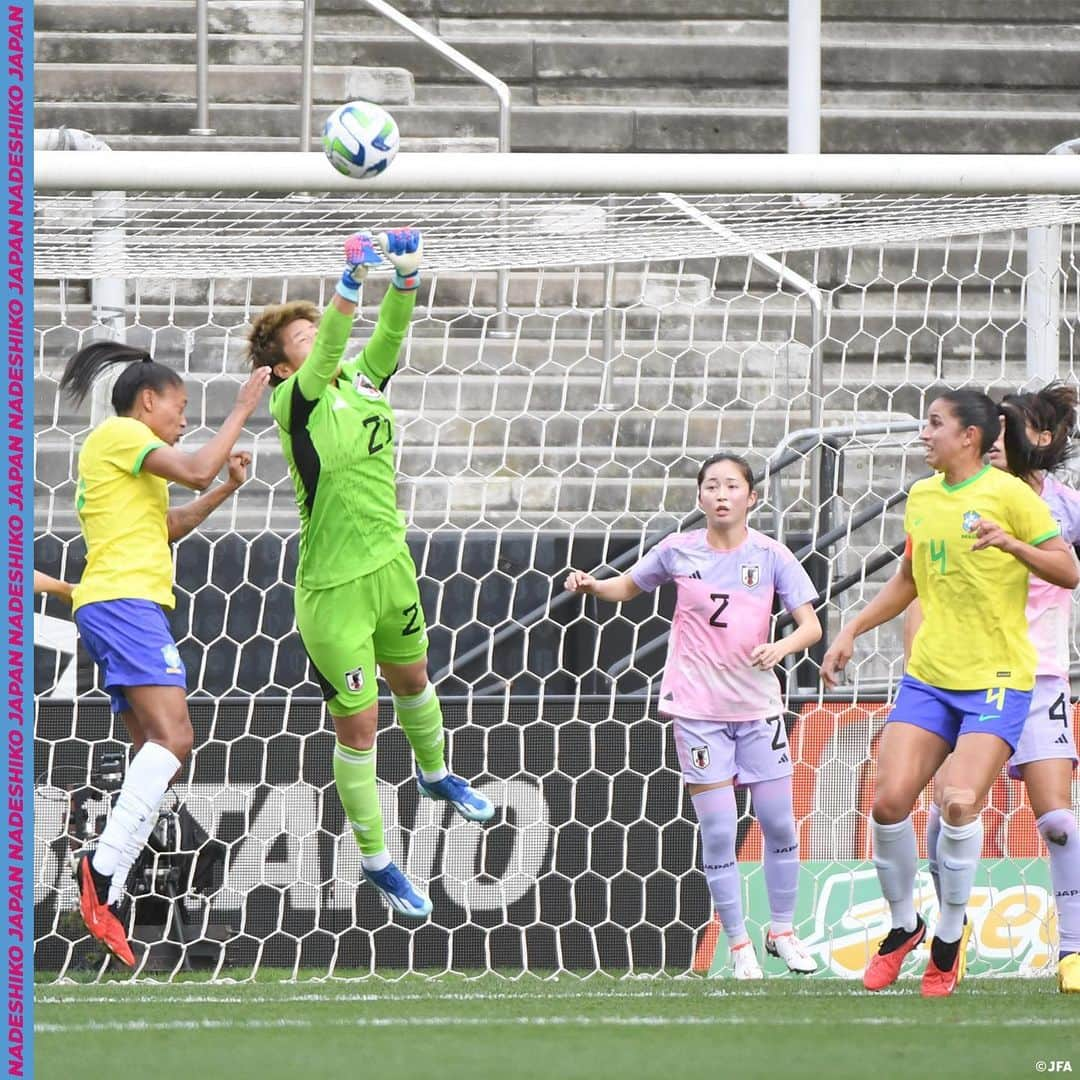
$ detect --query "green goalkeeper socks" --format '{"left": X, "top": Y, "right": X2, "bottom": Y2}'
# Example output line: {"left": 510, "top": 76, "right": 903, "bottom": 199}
{"left": 393, "top": 684, "right": 448, "bottom": 778}
{"left": 333, "top": 742, "right": 385, "bottom": 858}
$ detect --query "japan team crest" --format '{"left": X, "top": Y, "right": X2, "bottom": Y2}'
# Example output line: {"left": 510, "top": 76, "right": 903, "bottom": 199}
{"left": 691, "top": 745, "right": 710, "bottom": 769}
{"left": 740, "top": 563, "right": 761, "bottom": 589}
{"left": 962, "top": 510, "right": 980, "bottom": 533}
{"left": 353, "top": 372, "right": 382, "bottom": 399}
{"left": 344, "top": 667, "right": 365, "bottom": 692}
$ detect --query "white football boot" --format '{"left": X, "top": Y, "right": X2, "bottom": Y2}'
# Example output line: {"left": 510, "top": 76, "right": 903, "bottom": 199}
{"left": 765, "top": 927, "right": 817, "bottom": 974}
{"left": 730, "top": 939, "right": 764, "bottom": 980}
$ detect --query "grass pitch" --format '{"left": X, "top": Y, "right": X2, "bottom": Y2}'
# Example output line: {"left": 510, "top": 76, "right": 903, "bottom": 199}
{"left": 35, "top": 974, "right": 1078, "bottom": 1080}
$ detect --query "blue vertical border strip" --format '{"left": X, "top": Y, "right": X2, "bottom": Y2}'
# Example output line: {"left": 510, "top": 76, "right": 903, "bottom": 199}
{"left": 3, "top": 0, "right": 32, "bottom": 1076}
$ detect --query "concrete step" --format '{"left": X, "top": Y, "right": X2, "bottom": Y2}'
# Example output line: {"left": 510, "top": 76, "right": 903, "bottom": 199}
{"left": 35, "top": 63, "right": 415, "bottom": 106}
{"left": 427, "top": 0, "right": 1079, "bottom": 21}
{"left": 31, "top": 291, "right": 1034, "bottom": 346}
{"left": 81, "top": 133, "right": 498, "bottom": 153}
{"left": 35, "top": 0, "right": 435, "bottom": 35}
{"left": 35, "top": 31, "right": 1080, "bottom": 89}
{"left": 441, "top": 17, "right": 1080, "bottom": 46}
{"left": 35, "top": 99, "right": 1080, "bottom": 154}
{"left": 96, "top": 267, "right": 1032, "bottom": 314}
{"left": 34, "top": 2, "right": 1080, "bottom": 37}
{"left": 532, "top": 85, "right": 1080, "bottom": 114}
{"left": 34, "top": 238, "right": 1038, "bottom": 308}
{"left": 32, "top": 102, "right": 632, "bottom": 151}
{"left": 34, "top": 33, "right": 536, "bottom": 80}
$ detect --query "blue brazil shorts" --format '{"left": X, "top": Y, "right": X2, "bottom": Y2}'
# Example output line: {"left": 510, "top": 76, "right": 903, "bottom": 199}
{"left": 74, "top": 599, "right": 187, "bottom": 713}
{"left": 887, "top": 673, "right": 1032, "bottom": 752}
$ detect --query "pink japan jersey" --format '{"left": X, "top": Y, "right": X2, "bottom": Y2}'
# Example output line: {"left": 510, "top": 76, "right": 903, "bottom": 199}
{"left": 1027, "top": 472, "right": 1080, "bottom": 679}
{"left": 630, "top": 527, "right": 817, "bottom": 722}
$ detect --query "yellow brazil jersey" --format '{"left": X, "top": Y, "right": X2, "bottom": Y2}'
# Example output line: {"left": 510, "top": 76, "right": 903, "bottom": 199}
{"left": 906, "top": 464, "right": 1060, "bottom": 692}
{"left": 70, "top": 416, "right": 174, "bottom": 613}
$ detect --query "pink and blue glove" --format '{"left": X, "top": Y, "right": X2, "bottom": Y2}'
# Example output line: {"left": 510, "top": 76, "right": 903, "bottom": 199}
{"left": 336, "top": 232, "right": 383, "bottom": 303}
{"left": 376, "top": 228, "right": 423, "bottom": 291}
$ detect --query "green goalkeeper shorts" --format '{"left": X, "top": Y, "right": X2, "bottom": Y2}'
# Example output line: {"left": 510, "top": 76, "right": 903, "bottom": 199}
{"left": 294, "top": 545, "right": 429, "bottom": 716}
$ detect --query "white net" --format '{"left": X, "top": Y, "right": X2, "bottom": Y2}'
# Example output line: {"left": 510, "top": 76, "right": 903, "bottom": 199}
{"left": 34, "top": 189, "right": 1080, "bottom": 279}
{"left": 33, "top": 163, "right": 1080, "bottom": 980}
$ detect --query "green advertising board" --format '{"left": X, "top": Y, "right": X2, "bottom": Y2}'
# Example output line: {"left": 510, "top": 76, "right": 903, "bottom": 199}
{"left": 706, "top": 860, "right": 1057, "bottom": 978}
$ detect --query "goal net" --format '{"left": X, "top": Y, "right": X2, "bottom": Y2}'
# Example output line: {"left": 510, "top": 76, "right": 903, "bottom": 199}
{"left": 32, "top": 152, "right": 1080, "bottom": 981}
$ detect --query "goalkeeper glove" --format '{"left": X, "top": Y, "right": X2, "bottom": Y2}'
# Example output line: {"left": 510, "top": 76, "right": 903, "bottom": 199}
{"left": 376, "top": 228, "right": 422, "bottom": 291}
{"left": 336, "top": 232, "right": 382, "bottom": 303}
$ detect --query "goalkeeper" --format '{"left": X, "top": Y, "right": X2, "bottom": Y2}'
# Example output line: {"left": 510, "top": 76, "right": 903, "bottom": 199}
{"left": 248, "top": 229, "right": 494, "bottom": 920}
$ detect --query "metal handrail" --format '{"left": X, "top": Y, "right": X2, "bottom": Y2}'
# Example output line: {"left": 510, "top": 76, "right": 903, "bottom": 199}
{"left": 432, "top": 420, "right": 914, "bottom": 689}
{"left": 451, "top": 420, "right": 923, "bottom": 695}
{"left": 431, "top": 443, "right": 817, "bottom": 688}
{"left": 357, "top": 0, "right": 511, "bottom": 153}
{"left": 297, "top": 0, "right": 512, "bottom": 321}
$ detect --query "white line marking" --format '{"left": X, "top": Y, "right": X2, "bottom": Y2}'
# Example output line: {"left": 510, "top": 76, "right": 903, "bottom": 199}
{"left": 35, "top": 1015, "right": 1080, "bottom": 1035}
{"left": 35, "top": 989, "right": 693, "bottom": 1006}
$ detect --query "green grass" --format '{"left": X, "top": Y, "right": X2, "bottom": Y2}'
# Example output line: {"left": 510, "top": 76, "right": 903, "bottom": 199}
{"left": 35, "top": 974, "right": 1079, "bottom": 1080}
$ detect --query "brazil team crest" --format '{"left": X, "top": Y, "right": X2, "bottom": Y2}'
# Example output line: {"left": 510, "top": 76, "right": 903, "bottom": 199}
{"left": 962, "top": 510, "right": 980, "bottom": 533}
{"left": 160, "top": 644, "right": 183, "bottom": 675}
{"left": 691, "top": 745, "right": 710, "bottom": 769}
{"left": 740, "top": 563, "right": 761, "bottom": 588}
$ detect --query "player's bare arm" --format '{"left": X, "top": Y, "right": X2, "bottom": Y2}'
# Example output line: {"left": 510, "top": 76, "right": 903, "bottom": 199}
{"left": 166, "top": 452, "right": 252, "bottom": 542}
{"left": 564, "top": 569, "right": 642, "bottom": 604}
{"left": 751, "top": 601, "right": 821, "bottom": 670}
{"left": 143, "top": 368, "right": 268, "bottom": 490}
{"left": 821, "top": 558, "right": 916, "bottom": 688}
{"left": 971, "top": 521, "right": 1079, "bottom": 589}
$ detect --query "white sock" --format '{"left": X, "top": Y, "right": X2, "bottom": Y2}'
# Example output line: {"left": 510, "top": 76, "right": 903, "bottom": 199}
{"left": 92, "top": 742, "right": 182, "bottom": 883}
{"left": 420, "top": 766, "right": 449, "bottom": 784}
{"left": 362, "top": 850, "right": 391, "bottom": 872}
{"left": 871, "top": 815, "right": 918, "bottom": 932}
{"left": 106, "top": 805, "right": 162, "bottom": 907}
{"left": 936, "top": 817, "right": 982, "bottom": 941}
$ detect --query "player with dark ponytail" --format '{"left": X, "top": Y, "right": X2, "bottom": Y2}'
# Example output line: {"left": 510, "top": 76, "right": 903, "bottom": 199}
{"left": 916, "top": 382, "right": 1080, "bottom": 993}
{"left": 823, "top": 388, "right": 1078, "bottom": 998}
{"left": 61, "top": 341, "right": 269, "bottom": 967}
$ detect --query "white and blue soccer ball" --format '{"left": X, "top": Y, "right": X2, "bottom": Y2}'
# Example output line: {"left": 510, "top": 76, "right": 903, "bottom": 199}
{"left": 322, "top": 100, "right": 399, "bottom": 179}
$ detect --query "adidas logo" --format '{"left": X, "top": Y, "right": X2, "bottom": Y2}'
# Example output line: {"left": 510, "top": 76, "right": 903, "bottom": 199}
{"left": 662, "top": 692, "right": 674, "bottom": 701}
{"left": 1055, "top": 733, "right": 1071, "bottom": 745}
{"left": 778, "top": 753, "right": 790, "bottom": 764}
{"left": 689, "top": 570, "right": 702, "bottom": 580}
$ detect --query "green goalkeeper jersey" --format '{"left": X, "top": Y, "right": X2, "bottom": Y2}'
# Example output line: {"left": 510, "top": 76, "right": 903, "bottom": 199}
{"left": 270, "top": 286, "right": 416, "bottom": 590}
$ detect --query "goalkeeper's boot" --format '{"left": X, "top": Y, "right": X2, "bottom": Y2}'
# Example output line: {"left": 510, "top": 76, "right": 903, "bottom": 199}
{"left": 730, "top": 939, "right": 764, "bottom": 980}
{"left": 863, "top": 914, "right": 926, "bottom": 991}
{"left": 417, "top": 771, "right": 495, "bottom": 822}
{"left": 955, "top": 915, "right": 974, "bottom": 983}
{"left": 75, "top": 852, "right": 135, "bottom": 968}
{"left": 1058, "top": 953, "right": 1080, "bottom": 994}
{"left": 364, "top": 860, "right": 433, "bottom": 919}
{"left": 920, "top": 934, "right": 962, "bottom": 998}
{"left": 765, "top": 928, "right": 817, "bottom": 974}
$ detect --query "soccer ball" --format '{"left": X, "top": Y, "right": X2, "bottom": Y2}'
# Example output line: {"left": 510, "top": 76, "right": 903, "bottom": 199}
{"left": 322, "top": 100, "right": 399, "bottom": 179}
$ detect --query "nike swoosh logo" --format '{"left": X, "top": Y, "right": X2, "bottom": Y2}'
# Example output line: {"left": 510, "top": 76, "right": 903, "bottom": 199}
{"left": 913, "top": 517, "right": 924, "bottom": 526}
{"left": 977, "top": 714, "right": 1000, "bottom": 723}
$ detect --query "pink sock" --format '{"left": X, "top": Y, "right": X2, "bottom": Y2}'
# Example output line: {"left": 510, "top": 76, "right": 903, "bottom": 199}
{"left": 749, "top": 777, "right": 799, "bottom": 931}
{"left": 692, "top": 786, "right": 746, "bottom": 944}
{"left": 1038, "top": 809, "right": 1080, "bottom": 956}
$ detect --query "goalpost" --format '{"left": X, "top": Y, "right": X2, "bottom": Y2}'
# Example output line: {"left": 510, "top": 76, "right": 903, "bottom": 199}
{"left": 32, "top": 152, "right": 1080, "bottom": 981}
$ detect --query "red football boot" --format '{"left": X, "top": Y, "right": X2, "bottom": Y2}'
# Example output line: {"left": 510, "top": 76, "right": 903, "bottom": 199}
{"left": 863, "top": 915, "right": 926, "bottom": 991}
